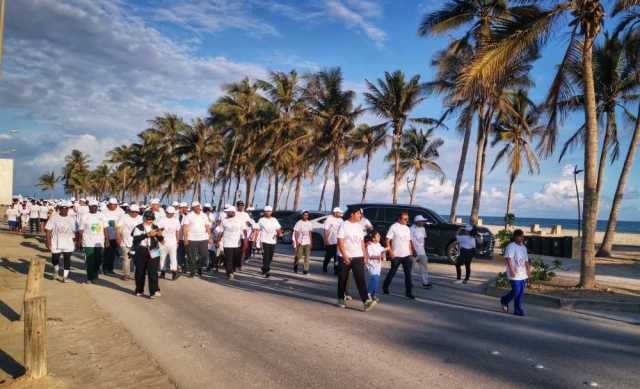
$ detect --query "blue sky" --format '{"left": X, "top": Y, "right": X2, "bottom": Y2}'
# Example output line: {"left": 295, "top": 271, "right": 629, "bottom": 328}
{"left": 1, "top": 0, "right": 639, "bottom": 221}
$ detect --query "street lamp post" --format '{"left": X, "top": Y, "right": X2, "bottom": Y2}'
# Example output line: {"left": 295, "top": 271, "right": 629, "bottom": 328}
{"left": 573, "top": 165, "right": 583, "bottom": 238}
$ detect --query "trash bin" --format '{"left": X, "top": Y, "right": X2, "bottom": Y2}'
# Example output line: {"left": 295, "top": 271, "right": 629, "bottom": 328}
{"left": 561, "top": 237, "right": 573, "bottom": 258}
{"left": 541, "top": 237, "right": 553, "bottom": 256}
{"left": 551, "top": 237, "right": 563, "bottom": 257}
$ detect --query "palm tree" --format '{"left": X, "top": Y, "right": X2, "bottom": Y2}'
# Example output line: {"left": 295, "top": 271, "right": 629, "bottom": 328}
{"left": 91, "top": 164, "right": 112, "bottom": 198}
{"left": 364, "top": 71, "right": 428, "bottom": 205}
{"left": 393, "top": 127, "right": 445, "bottom": 205}
{"left": 347, "top": 123, "right": 387, "bottom": 203}
{"left": 599, "top": 4, "right": 640, "bottom": 256}
{"left": 37, "top": 171, "right": 59, "bottom": 197}
{"left": 62, "top": 149, "right": 90, "bottom": 198}
{"left": 489, "top": 90, "right": 543, "bottom": 229}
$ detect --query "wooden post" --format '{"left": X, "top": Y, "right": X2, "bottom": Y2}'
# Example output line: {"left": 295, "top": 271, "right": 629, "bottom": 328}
{"left": 24, "top": 296, "right": 47, "bottom": 379}
{"left": 20, "top": 258, "right": 45, "bottom": 320}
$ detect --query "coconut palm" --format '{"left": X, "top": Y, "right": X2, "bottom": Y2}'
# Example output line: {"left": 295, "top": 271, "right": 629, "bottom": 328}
{"left": 90, "top": 164, "right": 112, "bottom": 199}
{"left": 489, "top": 90, "right": 543, "bottom": 229}
{"left": 37, "top": 171, "right": 59, "bottom": 197}
{"left": 62, "top": 149, "right": 91, "bottom": 198}
{"left": 347, "top": 123, "right": 388, "bottom": 203}
{"left": 392, "top": 127, "right": 445, "bottom": 205}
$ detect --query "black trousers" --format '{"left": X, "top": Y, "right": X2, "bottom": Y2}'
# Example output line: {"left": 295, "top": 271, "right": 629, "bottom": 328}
{"left": 223, "top": 247, "right": 242, "bottom": 275}
{"left": 187, "top": 240, "right": 209, "bottom": 273}
{"left": 337, "top": 257, "right": 369, "bottom": 302}
{"left": 382, "top": 256, "right": 413, "bottom": 296}
{"left": 178, "top": 241, "right": 186, "bottom": 269}
{"left": 261, "top": 243, "right": 275, "bottom": 274}
{"left": 456, "top": 248, "right": 474, "bottom": 280}
{"left": 134, "top": 248, "right": 159, "bottom": 295}
{"left": 323, "top": 244, "right": 338, "bottom": 272}
{"left": 103, "top": 239, "right": 118, "bottom": 272}
{"left": 52, "top": 252, "right": 72, "bottom": 269}
{"left": 29, "top": 218, "right": 40, "bottom": 233}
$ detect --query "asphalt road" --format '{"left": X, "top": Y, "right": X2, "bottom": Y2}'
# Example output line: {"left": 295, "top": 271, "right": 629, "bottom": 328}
{"left": 82, "top": 249, "right": 640, "bottom": 389}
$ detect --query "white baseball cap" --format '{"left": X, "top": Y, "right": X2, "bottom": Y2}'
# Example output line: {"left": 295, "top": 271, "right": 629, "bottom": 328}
{"left": 204, "top": 203, "right": 212, "bottom": 208}
{"left": 121, "top": 202, "right": 129, "bottom": 208}
{"left": 414, "top": 215, "right": 427, "bottom": 222}
{"left": 224, "top": 205, "right": 236, "bottom": 213}
{"left": 129, "top": 204, "right": 140, "bottom": 213}
{"left": 264, "top": 205, "right": 273, "bottom": 212}
{"left": 166, "top": 206, "right": 176, "bottom": 214}
{"left": 171, "top": 201, "right": 179, "bottom": 207}
{"left": 88, "top": 199, "right": 99, "bottom": 206}
{"left": 332, "top": 207, "right": 343, "bottom": 214}
{"left": 60, "top": 200, "right": 72, "bottom": 208}
{"left": 108, "top": 197, "right": 118, "bottom": 205}
{"left": 179, "top": 202, "right": 188, "bottom": 208}
{"left": 192, "top": 201, "right": 201, "bottom": 207}
{"left": 150, "top": 198, "right": 160, "bottom": 205}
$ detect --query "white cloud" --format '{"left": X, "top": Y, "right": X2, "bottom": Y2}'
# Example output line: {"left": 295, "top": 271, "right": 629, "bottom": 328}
{"left": 324, "top": 0, "right": 386, "bottom": 45}
{"left": 532, "top": 179, "right": 582, "bottom": 209}
{"left": 28, "top": 134, "right": 121, "bottom": 169}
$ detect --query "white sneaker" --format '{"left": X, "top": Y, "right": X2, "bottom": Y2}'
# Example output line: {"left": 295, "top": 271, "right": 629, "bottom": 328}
{"left": 154, "top": 292, "right": 162, "bottom": 297}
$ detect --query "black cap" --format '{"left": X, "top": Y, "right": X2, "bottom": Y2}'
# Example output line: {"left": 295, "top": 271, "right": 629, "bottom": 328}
{"left": 143, "top": 210, "right": 155, "bottom": 221}
{"left": 236, "top": 200, "right": 244, "bottom": 206}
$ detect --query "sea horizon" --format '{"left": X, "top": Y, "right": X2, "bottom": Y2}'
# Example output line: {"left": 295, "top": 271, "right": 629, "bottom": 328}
{"left": 449, "top": 215, "right": 640, "bottom": 234}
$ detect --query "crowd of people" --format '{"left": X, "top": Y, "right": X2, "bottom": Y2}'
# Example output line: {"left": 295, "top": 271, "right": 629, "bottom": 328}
{"left": 4, "top": 196, "right": 532, "bottom": 315}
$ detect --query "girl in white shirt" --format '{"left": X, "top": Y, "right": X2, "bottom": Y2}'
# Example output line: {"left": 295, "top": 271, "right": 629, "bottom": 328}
{"left": 366, "top": 231, "right": 387, "bottom": 301}
{"left": 455, "top": 225, "right": 477, "bottom": 284}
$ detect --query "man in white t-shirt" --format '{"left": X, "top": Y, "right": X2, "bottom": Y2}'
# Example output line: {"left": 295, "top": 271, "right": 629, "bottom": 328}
{"left": 411, "top": 215, "right": 432, "bottom": 289}
{"left": 38, "top": 201, "right": 49, "bottom": 233}
{"left": 382, "top": 211, "right": 416, "bottom": 299}
{"left": 5, "top": 204, "right": 19, "bottom": 231}
{"left": 293, "top": 210, "right": 313, "bottom": 275}
{"left": 500, "top": 229, "right": 531, "bottom": 316}
{"left": 158, "top": 206, "right": 181, "bottom": 280}
{"left": 256, "top": 206, "right": 282, "bottom": 277}
{"left": 336, "top": 208, "right": 376, "bottom": 311}
{"left": 116, "top": 204, "right": 143, "bottom": 281}
{"left": 102, "top": 198, "right": 125, "bottom": 274}
{"left": 322, "top": 207, "right": 343, "bottom": 274}
{"left": 182, "top": 201, "right": 211, "bottom": 277}
{"left": 150, "top": 198, "right": 165, "bottom": 223}
{"left": 28, "top": 199, "right": 40, "bottom": 234}
{"left": 217, "top": 205, "right": 247, "bottom": 280}
{"left": 78, "top": 200, "right": 108, "bottom": 283}
{"left": 235, "top": 200, "right": 257, "bottom": 261}
{"left": 45, "top": 201, "right": 77, "bottom": 282}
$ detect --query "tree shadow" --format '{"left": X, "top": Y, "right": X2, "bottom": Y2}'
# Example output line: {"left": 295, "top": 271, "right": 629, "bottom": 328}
{"left": 19, "top": 241, "right": 48, "bottom": 253}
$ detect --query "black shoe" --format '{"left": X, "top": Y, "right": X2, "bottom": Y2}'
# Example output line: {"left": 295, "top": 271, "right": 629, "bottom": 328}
{"left": 172, "top": 272, "right": 180, "bottom": 281}
{"left": 333, "top": 266, "right": 338, "bottom": 275}
{"left": 160, "top": 272, "right": 165, "bottom": 279}
{"left": 422, "top": 283, "right": 433, "bottom": 289}
{"left": 264, "top": 272, "right": 270, "bottom": 278}
{"left": 293, "top": 265, "right": 298, "bottom": 273}
{"left": 406, "top": 294, "right": 416, "bottom": 300}
{"left": 303, "top": 270, "right": 308, "bottom": 275}
{"left": 382, "top": 287, "right": 389, "bottom": 295}
{"left": 322, "top": 266, "right": 328, "bottom": 273}
{"left": 197, "top": 269, "right": 202, "bottom": 277}
{"left": 188, "top": 272, "right": 195, "bottom": 278}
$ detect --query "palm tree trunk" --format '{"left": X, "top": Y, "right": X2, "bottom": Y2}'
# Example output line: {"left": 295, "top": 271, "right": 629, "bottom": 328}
{"left": 265, "top": 174, "right": 273, "bottom": 206}
{"left": 361, "top": 151, "right": 372, "bottom": 203}
{"left": 505, "top": 176, "right": 515, "bottom": 231}
{"left": 251, "top": 171, "right": 260, "bottom": 206}
{"left": 244, "top": 174, "right": 253, "bottom": 206}
{"left": 392, "top": 125, "right": 402, "bottom": 205}
{"left": 579, "top": 38, "right": 599, "bottom": 289}
{"left": 470, "top": 108, "right": 487, "bottom": 225}
{"left": 233, "top": 173, "right": 241, "bottom": 203}
{"left": 318, "top": 163, "right": 330, "bottom": 211}
{"left": 332, "top": 148, "right": 341, "bottom": 209}
{"left": 409, "top": 173, "right": 419, "bottom": 205}
{"left": 449, "top": 125, "right": 471, "bottom": 223}
{"left": 273, "top": 175, "right": 280, "bottom": 210}
{"left": 593, "top": 110, "right": 614, "bottom": 217}
{"left": 598, "top": 103, "right": 640, "bottom": 257}
{"left": 293, "top": 174, "right": 302, "bottom": 210}
{"left": 278, "top": 178, "right": 288, "bottom": 209}
{"left": 284, "top": 179, "right": 292, "bottom": 209}
{"left": 121, "top": 169, "right": 127, "bottom": 202}
{"left": 217, "top": 176, "right": 227, "bottom": 210}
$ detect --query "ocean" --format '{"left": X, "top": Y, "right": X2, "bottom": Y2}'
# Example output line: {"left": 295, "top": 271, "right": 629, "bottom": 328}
{"left": 447, "top": 216, "right": 640, "bottom": 234}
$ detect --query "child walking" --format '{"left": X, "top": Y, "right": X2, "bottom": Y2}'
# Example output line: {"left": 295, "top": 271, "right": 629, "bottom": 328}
{"left": 366, "top": 231, "right": 387, "bottom": 301}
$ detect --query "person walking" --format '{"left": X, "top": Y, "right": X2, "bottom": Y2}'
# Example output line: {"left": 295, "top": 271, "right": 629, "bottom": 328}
{"left": 5, "top": 203, "right": 18, "bottom": 232}
{"left": 235, "top": 201, "right": 257, "bottom": 262}
{"left": 78, "top": 200, "right": 108, "bottom": 283}
{"left": 159, "top": 206, "right": 181, "bottom": 280}
{"left": 45, "top": 201, "right": 77, "bottom": 282}
{"left": 500, "top": 229, "right": 531, "bottom": 316}
{"left": 131, "top": 211, "right": 163, "bottom": 298}
{"left": 102, "top": 198, "right": 124, "bottom": 275}
{"left": 28, "top": 199, "right": 40, "bottom": 234}
{"left": 293, "top": 210, "right": 313, "bottom": 275}
{"left": 217, "top": 205, "right": 246, "bottom": 280}
{"left": 19, "top": 202, "right": 30, "bottom": 233}
{"left": 411, "top": 215, "right": 432, "bottom": 289}
{"left": 382, "top": 211, "right": 415, "bottom": 299}
{"left": 182, "top": 201, "right": 212, "bottom": 277}
{"left": 177, "top": 202, "right": 189, "bottom": 271}
{"left": 322, "top": 207, "right": 343, "bottom": 274}
{"left": 336, "top": 208, "right": 376, "bottom": 311}
{"left": 455, "top": 225, "right": 476, "bottom": 284}
{"left": 366, "top": 231, "right": 387, "bottom": 301}
{"left": 38, "top": 201, "right": 49, "bottom": 233}
{"left": 149, "top": 198, "right": 165, "bottom": 223}
{"left": 116, "top": 204, "right": 143, "bottom": 281}
{"left": 256, "top": 206, "right": 282, "bottom": 278}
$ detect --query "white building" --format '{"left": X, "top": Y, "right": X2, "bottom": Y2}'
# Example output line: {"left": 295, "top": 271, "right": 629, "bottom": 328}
{"left": 0, "top": 158, "right": 13, "bottom": 204}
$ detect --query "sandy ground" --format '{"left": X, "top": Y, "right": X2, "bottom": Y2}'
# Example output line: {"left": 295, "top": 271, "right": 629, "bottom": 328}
{"left": 0, "top": 232, "right": 176, "bottom": 388}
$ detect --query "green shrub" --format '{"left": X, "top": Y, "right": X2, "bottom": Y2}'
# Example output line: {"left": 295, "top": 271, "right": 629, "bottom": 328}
{"left": 496, "top": 272, "right": 509, "bottom": 288}
{"left": 496, "top": 229, "right": 512, "bottom": 252}
{"left": 495, "top": 258, "right": 562, "bottom": 288}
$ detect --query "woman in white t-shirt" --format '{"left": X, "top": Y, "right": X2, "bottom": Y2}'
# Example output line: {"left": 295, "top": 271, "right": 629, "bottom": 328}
{"left": 45, "top": 202, "right": 77, "bottom": 282}
{"left": 336, "top": 208, "right": 377, "bottom": 311}
{"left": 366, "top": 231, "right": 387, "bottom": 301}
{"left": 455, "top": 225, "right": 477, "bottom": 284}
{"left": 500, "top": 229, "right": 531, "bottom": 316}
{"left": 257, "top": 206, "right": 282, "bottom": 278}
{"left": 293, "top": 211, "right": 313, "bottom": 275}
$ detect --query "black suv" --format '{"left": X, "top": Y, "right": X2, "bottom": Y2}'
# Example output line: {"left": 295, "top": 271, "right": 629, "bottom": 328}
{"left": 345, "top": 203, "right": 495, "bottom": 263}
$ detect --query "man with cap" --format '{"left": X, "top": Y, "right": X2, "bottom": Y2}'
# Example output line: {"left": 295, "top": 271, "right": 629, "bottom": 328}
{"left": 158, "top": 206, "right": 181, "bottom": 280}
{"left": 293, "top": 210, "right": 313, "bottom": 274}
{"left": 411, "top": 215, "right": 432, "bottom": 289}
{"left": 116, "top": 204, "right": 143, "bottom": 281}
{"left": 131, "top": 210, "right": 163, "bottom": 298}
{"left": 177, "top": 202, "right": 189, "bottom": 270}
{"left": 217, "top": 205, "right": 246, "bottom": 280}
{"left": 45, "top": 201, "right": 77, "bottom": 282}
{"left": 28, "top": 199, "right": 40, "bottom": 234}
{"left": 323, "top": 207, "right": 344, "bottom": 274}
{"left": 235, "top": 200, "right": 257, "bottom": 263}
{"left": 150, "top": 198, "right": 165, "bottom": 222}
{"left": 455, "top": 225, "right": 477, "bottom": 284}
{"left": 256, "top": 206, "right": 282, "bottom": 277}
{"left": 78, "top": 200, "right": 108, "bottom": 283}
{"left": 102, "top": 198, "right": 125, "bottom": 275}
{"left": 38, "top": 200, "right": 49, "bottom": 233}
{"left": 181, "top": 201, "right": 212, "bottom": 277}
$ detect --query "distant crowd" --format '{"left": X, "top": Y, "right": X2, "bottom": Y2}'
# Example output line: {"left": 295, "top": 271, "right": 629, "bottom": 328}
{"left": 4, "top": 196, "right": 531, "bottom": 315}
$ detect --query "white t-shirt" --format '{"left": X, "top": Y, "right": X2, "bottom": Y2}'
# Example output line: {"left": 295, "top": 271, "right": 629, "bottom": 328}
{"left": 20, "top": 208, "right": 30, "bottom": 222}
{"left": 158, "top": 216, "right": 181, "bottom": 246}
{"left": 38, "top": 205, "right": 49, "bottom": 219}
{"left": 79, "top": 212, "right": 107, "bottom": 248}
{"left": 182, "top": 212, "right": 210, "bottom": 241}
{"left": 366, "top": 242, "right": 386, "bottom": 275}
{"left": 236, "top": 211, "right": 257, "bottom": 238}
{"left": 410, "top": 225, "right": 427, "bottom": 256}
{"left": 323, "top": 215, "right": 343, "bottom": 245}
{"left": 504, "top": 242, "right": 529, "bottom": 281}
{"left": 221, "top": 216, "right": 246, "bottom": 248}
{"left": 46, "top": 214, "right": 77, "bottom": 253}
{"left": 29, "top": 205, "right": 40, "bottom": 218}
{"left": 116, "top": 214, "right": 142, "bottom": 247}
{"left": 337, "top": 220, "right": 365, "bottom": 258}
{"left": 457, "top": 234, "right": 476, "bottom": 250}
{"left": 257, "top": 217, "right": 281, "bottom": 245}
{"left": 102, "top": 208, "right": 125, "bottom": 240}
{"left": 153, "top": 208, "right": 165, "bottom": 223}
{"left": 360, "top": 216, "right": 373, "bottom": 233}
{"left": 293, "top": 220, "right": 313, "bottom": 246}
{"left": 5, "top": 206, "right": 18, "bottom": 222}
{"left": 386, "top": 223, "right": 412, "bottom": 258}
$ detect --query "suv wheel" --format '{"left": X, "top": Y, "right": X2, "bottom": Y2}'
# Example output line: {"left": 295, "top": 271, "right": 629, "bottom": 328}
{"left": 446, "top": 241, "right": 459, "bottom": 265}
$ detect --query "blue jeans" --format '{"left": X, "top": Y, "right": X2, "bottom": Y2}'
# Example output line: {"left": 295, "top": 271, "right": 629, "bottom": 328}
{"left": 501, "top": 279, "right": 526, "bottom": 316}
{"left": 368, "top": 274, "right": 380, "bottom": 297}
